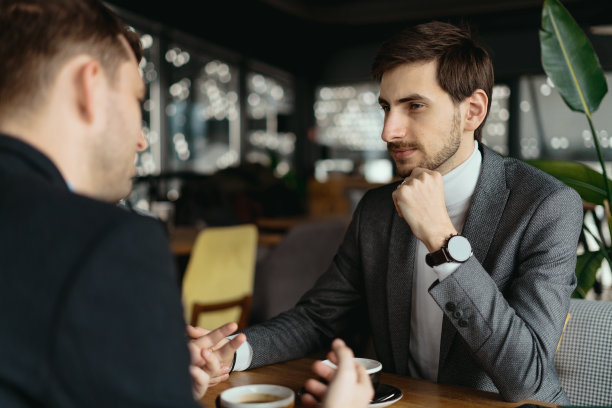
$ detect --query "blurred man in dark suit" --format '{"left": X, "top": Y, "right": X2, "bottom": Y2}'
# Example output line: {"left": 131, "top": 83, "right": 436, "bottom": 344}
{"left": 0, "top": 1, "right": 244, "bottom": 406}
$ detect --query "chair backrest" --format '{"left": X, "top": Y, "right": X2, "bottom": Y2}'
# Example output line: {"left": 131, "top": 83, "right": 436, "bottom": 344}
{"left": 250, "top": 217, "right": 347, "bottom": 324}
{"left": 555, "top": 298, "right": 612, "bottom": 406}
{"left": 182, "top": 224, "right": 258, "bottom": 330}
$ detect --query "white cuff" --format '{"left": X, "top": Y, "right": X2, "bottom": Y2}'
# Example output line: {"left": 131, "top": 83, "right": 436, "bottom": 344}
{"left": 227, "top": 336, "right": 252, "bottom": 371}
{"left": 433, "top": 262, "right": 460, "bottom": 281}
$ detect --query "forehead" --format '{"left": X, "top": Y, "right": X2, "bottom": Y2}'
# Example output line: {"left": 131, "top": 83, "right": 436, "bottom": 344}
{"left": 379, "top": 60, "right": 444, "bottom": 100}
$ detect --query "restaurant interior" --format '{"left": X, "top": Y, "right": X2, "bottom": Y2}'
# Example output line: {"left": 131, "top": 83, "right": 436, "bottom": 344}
{"left": 101, "top": 0, "right": 612, "bottom": 308}
{"left": 104, "top": 0, "right": 612, "bottom": 286}
{"left": 95, "top": 1, "right": 612, "bottom": 406}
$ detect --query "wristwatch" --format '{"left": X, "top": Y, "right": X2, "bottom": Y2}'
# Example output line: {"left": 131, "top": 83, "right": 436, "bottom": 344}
{"left": 425, "top": 234, "right": 472, "bottom": 267}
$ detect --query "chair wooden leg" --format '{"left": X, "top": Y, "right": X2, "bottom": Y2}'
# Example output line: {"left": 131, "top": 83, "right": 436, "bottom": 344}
{"left": 191, "top": 295, "right": 252, "bottom": 331}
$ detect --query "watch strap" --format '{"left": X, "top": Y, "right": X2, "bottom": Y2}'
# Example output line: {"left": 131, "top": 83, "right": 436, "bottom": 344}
{"left": 426, "top": 234, "right": 471, "bottom": 267}
{"left": 425, "top": 247, "right": 450, "bottom": 267}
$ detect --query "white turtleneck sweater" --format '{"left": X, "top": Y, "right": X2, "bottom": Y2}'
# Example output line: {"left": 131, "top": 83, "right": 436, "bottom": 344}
{"left": 407, "top": 140, "right": 482, "bottom": 381}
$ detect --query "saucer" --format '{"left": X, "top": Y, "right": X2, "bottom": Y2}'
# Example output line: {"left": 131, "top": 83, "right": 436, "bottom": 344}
{"left": 370, "top": 383, "right": 403, "bottom": 408}
{"left": 296, "top": 383, "right": 402, "bottom": 408}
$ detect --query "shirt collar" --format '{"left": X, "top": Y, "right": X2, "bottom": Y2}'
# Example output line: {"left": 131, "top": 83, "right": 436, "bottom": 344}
{"left": 443, "top": 140, "right": 482, "bottom": 208}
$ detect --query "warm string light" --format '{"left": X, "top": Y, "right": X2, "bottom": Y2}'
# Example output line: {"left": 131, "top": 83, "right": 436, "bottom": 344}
{"left": 135, "top": 31, "right": 159, "bottom": 177}
{"left": 519, "top": 74, "right": 612, "bottom": 160}
{"left": 245, "top": 72, "right": 295, "bottom": 177}
{"left": 314, "top": 83, "right": 385, "bottom": 151}
{"left": 482, "top": 84, "right": 510, "bottom": 156}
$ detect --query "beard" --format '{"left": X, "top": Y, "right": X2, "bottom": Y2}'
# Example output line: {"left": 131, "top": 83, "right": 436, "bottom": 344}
{"left": 388, "top": 107, "right": 462, "bottom": 177}
{"left": 89, "top": 104, "right": 137, "bottom": 203}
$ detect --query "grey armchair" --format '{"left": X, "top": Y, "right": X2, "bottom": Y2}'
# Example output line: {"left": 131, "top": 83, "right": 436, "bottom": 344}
{"left": 555, "top": 298, "right": 612, "bottom": 406}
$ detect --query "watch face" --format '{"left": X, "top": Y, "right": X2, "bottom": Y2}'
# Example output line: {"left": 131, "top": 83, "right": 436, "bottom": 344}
{"left": 447, "top": 235, "right": 472, "bottom": 262}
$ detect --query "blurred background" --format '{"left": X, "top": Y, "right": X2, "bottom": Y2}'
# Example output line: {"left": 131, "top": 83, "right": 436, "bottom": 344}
{"left": 104, "top": 0, "right": 612, "bottom": 304}
{"left": 105, "top": 0, "right": 612, "bottom": 221}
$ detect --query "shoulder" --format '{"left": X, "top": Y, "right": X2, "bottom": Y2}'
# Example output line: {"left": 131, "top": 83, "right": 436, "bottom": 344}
{"left": 79, "top": 199, "right": 170, "bottom": 262}
{"left": 58, "top": 198, "right": 178, "bottom": 315}
{"left": 483, "top": 145, "right": 582, "bottom": 206}
{"left": 45, "top": 191, "right": 172, "bottom": 271}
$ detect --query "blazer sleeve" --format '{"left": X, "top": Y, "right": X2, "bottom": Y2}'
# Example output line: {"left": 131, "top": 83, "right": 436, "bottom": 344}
{"left": 429, "top": 185, "right": 583, "bottom": 401}
{"left": 48, "top": 215, "right": 201, "bottom": 408}
{"left": 244, "top": 201, "right": 368, "bottom": 369}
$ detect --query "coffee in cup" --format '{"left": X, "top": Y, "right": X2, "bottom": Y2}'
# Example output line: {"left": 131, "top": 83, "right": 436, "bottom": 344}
{"left": 220, "top": 384, "right": 295, "bottom": 408}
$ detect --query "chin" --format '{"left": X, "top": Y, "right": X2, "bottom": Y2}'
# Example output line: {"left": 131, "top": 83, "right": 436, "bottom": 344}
{"left": 395, "top": 164, "right": 415, "bottom": 178}
{"left": 110, "top": 185, "right": 132, "bottom": 204}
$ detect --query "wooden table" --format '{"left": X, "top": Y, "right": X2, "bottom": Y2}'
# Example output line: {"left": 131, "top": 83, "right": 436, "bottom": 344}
{"left": 199, "top": 358, "right": 558, "bottom": 408}
{"left": 169, "top": 226, "right": 202, "bottom": 257}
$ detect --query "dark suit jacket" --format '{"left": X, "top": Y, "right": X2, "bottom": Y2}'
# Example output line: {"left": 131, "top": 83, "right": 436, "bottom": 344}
{"left": 244, "top": 143, "right": 583, "bottom": 404}
{"left": 0, "top": 134, "right": 200, "bottom": 408}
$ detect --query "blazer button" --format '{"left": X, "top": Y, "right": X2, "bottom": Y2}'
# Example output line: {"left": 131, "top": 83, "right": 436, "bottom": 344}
{"left": 445, "top": 302, "right": 457, "bottom": 312}
{"left": 459, "top": 318, "right": 469, "bottom": 328}
{"left": 452, "top": 310, "right": 463, "bottom": 319}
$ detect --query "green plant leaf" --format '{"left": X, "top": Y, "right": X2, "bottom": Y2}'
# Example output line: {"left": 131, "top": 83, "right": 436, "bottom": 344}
{"left": 573, "top": 250, "right": 604, "bottom": 298}
{"left": 526, "top": 159, "right": 608, "bottom": 205}
{"left": 540, "top": 0, "right": 607, "bottom": 114}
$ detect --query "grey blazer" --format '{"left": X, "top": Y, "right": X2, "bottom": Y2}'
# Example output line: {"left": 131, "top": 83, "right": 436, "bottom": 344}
{"left": 244, "top": 143, "right": 583, "bottom": 404}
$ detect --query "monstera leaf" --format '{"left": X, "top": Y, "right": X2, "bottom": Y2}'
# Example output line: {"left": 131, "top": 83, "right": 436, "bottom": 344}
{"left": 538, "top": 0, "right": 610, "bottom": 298}
{"left": 540, "top": 0, "right": 607, "bottom": 114}
{"left": 574, "top": 250, "right": 605, "bottom": 299}
{"left": 526, "top": 160, "right": 609, "bottom": 205}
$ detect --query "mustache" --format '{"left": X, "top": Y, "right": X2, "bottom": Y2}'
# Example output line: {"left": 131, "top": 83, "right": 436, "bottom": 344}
{"left": 387, "top": 141, "right": 421, "bottom": 152}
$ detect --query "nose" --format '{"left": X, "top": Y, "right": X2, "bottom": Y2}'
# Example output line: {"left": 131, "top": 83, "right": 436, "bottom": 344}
{"left": 137, "top": 129, "right": 148, "bottom": 152}
{"left": 380, "top": 111, "right": 408, "bottom": 143}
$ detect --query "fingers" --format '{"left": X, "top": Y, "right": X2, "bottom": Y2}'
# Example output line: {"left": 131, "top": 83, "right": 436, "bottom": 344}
{"left": 200, "top": 347, "right": 221, "bottom": 376}
{"left": 300, "top": 392, "right": 321, "bottom": 407}
{"left": 325, "top": 347, "right": 338, "bottom": 365}
{"left": 311, "top": 360, "right": 337, "bottom": 383}
{"left": 392, "top": 193, "right": 404, "bottom": 219}
{"left": 188, "top": 341, "right": 205, "bottom": 366}
{"left": 189, "top": 365, "right": 210, "bottom": 400}
{"left": 192, "top": 322, "right": 238, "bottom": 350}
{"left": 332, "top": 338, "right": 354, "bottom": 367}
{"left": 186, "top": 324, "right": 210, "bottom": 339}
{"left": 303, "top": 378, "right": 328, "bottom": 402}
{"left": 207, "top": 372, "right": 230, "bottom": 387}
{"left": 226, "top": 332, "right": 246, "bottom": 350}
{"left": 214, "top": 332, "right": 246, "bottom": 367}
{"left": 354, "top": 361, "right": 371, "bottom": 385}
{"left": 188, "top": 322, "right": 241, "bottom": 368}
{"left": 392, "top": 179, "right": 409, "bottom": 219}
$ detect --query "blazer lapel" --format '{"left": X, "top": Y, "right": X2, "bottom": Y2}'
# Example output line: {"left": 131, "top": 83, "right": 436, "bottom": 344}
{"left": 438, "top": 144, "right": 511, "bottom": 371}
{"left": 387, "top": 206, "right": 417, "bottom": 375}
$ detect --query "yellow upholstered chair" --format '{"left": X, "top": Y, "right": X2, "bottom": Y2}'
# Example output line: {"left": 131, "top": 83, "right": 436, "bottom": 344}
{"left": 182, "top": 224, "right": 258, "bottom": 331}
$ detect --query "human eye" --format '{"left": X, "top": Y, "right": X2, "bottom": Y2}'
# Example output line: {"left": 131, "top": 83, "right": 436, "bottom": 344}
{"left": 380, "top": 104, "right": 390, "bottom": 113}
{"left": 409, "top": 102, "right": 424, "bottom": 110}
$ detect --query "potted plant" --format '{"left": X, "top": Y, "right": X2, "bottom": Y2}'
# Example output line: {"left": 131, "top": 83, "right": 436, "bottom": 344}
{"left": 526, "top": 0, "right": 609, "bottom": 298}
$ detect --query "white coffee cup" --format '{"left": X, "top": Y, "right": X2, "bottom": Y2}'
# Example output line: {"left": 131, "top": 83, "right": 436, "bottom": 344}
{"left": 322, "top": 357, "right": 382, "bottom": 389}
{"left": 219, "top": 384, "right": 295, "bottom": 408}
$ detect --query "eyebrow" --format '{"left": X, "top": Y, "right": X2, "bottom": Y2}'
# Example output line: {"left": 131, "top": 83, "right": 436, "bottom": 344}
{"left": 378, "top": 93, "right": 430, "bottom": 105}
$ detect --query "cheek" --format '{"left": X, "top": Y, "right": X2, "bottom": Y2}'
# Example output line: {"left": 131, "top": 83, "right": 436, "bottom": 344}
{"left": 125, "top": 100, "right": 143, "bottom": 137}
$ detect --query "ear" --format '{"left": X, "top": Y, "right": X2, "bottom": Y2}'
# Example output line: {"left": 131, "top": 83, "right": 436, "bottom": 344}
{"left": 73, "top": 59, "right": 104, "bottom": 125}
{"left": 463, "top": 89, "right": 488, "bottom": 132}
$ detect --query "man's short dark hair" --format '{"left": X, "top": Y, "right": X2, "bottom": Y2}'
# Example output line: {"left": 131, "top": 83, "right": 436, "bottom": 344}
{"left": 0, "top": 0, "right": 143, "bottom": 120}
{"left": 371, "top": 21, "right": 494, "bottom": 141}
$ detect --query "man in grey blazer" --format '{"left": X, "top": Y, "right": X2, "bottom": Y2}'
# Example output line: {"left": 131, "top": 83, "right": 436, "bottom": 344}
{"left": 200, "top": 21, "right": 583, "bottom": 404}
